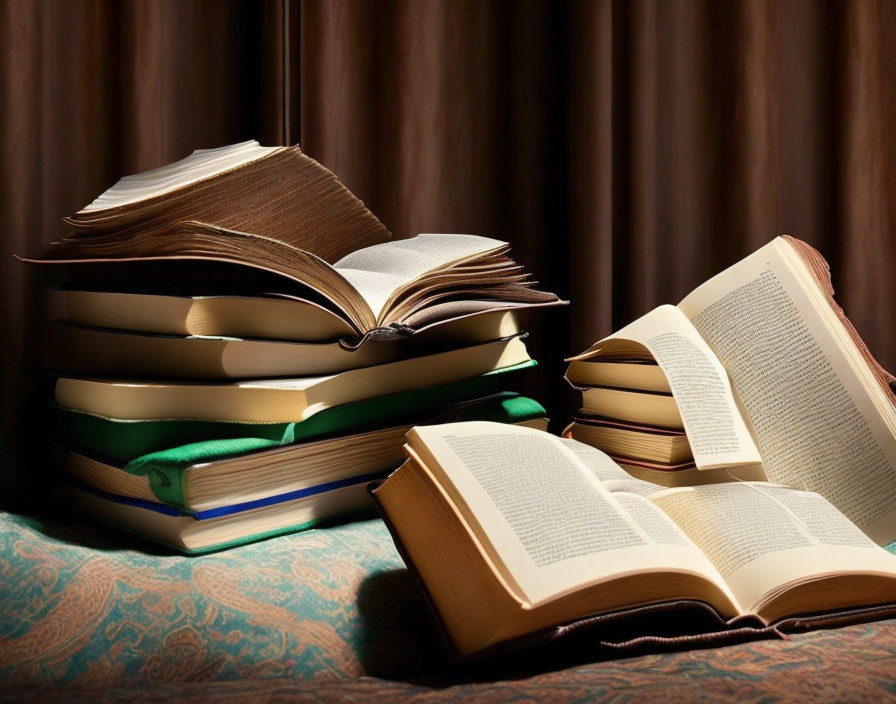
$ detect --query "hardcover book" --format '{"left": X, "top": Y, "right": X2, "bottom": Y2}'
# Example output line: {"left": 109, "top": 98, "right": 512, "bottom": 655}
{"left": 53, "top": 335, "right": 533, "bottom": 422}
{"left": 64, "top": 399, "right": 548, "bottom": 554}
{"left": 372, "top": 422, "right": 896, "bottom": 657}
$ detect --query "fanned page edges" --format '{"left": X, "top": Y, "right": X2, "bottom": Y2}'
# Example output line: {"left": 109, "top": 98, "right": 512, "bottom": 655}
{"left": 33, "top": 222, "right": 376, "bottom": 333}
{"left": 28, "top": 143, "right": 563, "bottom": 339}
{"left": 59, "top": 146, "right": 392, "bottom": 264}
{"left": 29, "top": 229, "right": 564, "bottom": 340}
{"left": 77, "top": 141, "right": 281, "bottom": 213}
{"left": 783, "top": 235, "right": 896, "bottom": 403}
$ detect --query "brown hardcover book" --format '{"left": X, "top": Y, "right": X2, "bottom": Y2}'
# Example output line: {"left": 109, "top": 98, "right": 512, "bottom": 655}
{"left": 566, "top": 236, "right": 896, "bottom": 544}
{"left": 372, "top": 421, "right": 896, "bottom": 657}
{"left": 24, "top": 142, "right": 562, "bottom": 339}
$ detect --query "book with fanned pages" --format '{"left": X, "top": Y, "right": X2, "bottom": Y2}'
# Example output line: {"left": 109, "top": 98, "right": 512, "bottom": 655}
{"left": 371, "top": 422, "right": 896, "bottom": 660}
{"left": 23, "top": 141, "right": 563, "bottom": 343}
{"left": 62, "top": 397, "right": 547, "bottom": 554}
{"left": 565, "top": 236, "right": 896, "bottom": 544}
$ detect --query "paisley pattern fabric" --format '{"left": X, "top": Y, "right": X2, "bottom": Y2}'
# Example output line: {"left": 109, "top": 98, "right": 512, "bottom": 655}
{"left": 0, "top": 511, "right": 428, "bottom": 688}
{"left": 2, "top": 507, "right": 896, "bottom": 700}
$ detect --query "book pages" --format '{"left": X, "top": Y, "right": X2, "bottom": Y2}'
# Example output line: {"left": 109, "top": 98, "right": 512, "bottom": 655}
{"left": 651, "top": 482, "right": 895, "bottom": 614}
{"left": 573, "top": 305, "right": 762, "bottom": 470}
{"left": 678, "top": 237, "right": 896, "bottom": 544}
{"left": 82, "top": 141, "right": 281, "bottom": 212}
{"left": 411, "top": 422, "right": 726, "bottom": 606}
{"left": 334, "top": 234, "right": 504, "bottom": 320}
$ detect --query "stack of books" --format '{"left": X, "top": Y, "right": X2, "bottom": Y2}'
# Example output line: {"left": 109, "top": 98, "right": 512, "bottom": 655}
{"left": 28, "top": 141, "right": 562, "bottom": 553}
{"left": 562, "top": 358, "right": 702, "bottom": 484}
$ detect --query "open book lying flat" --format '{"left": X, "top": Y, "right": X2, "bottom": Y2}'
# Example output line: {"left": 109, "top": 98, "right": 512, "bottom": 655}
{"left": 24, "top": 142, "right": 562, "bottom": 340}
{"left": 566, "top": 236, "right": 896, "bottom": 545}
{"left": 372, "top": 422, "right": 896, "bottom": 657}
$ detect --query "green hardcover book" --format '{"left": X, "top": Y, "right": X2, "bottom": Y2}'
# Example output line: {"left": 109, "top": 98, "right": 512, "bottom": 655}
{"left": 60, "top": 394, "right": 549, "bottom": 554}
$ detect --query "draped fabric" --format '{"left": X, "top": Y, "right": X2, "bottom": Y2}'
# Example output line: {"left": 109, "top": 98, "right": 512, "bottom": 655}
{"left": 2, "top": 0, "right": 895, "bottom": 468}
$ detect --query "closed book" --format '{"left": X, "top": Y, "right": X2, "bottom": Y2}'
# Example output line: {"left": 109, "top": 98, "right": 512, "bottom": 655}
{"left": 579, "top": 387, "right": 682, "bottom": 430}
{"left": 62, "top": 479, "right": 376, "bottom": 555}
{"left": 61, "top": 289, "right": 529, "bottom": 343}
{"left": 49, "top": 310, "right": 521, "bottom": 379}
{"left": 564, "top": 417, "right": 692, "bottom": 464}
{"left": 53, "top": 367, "right": 525, "bottom": 461}
{"left": 61, "top": 394, "right": 548, "bottom": 511}
{"left": 53, "top": 335, "right": 533, "bottom": 422}
{"left": 566, "top": 360, "right": 671, "bottom": 393}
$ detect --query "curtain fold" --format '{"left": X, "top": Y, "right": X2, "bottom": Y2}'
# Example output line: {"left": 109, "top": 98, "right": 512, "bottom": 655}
{"left": 2, "top": 0, "right": 894, "bottom": 459}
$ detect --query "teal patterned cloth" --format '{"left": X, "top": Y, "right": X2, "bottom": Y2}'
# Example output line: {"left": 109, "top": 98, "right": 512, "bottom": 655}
{"left": 4, "top": 505, "right": 896, "bottom": 701}
{"left": 0, "top": 510, "right": 438, "bottom": 688}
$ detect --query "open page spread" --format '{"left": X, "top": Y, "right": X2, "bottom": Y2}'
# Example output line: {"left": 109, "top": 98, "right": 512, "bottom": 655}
{"left": 678, "top": 237, "right": 896, "bottom": 545}
{"left": 334, "top": 234, "right": 506, "bottom": 322}
{"left": 405, "top": 424, "right": 896, "bottom": 625}
{"left": 570, "top": 305, "right": 761, "bottom": 470}
{"left": 409, "top": 422, "right": 736, "bottom": 608}
{"left": 651, "top": 482, "right": 896, "bottom": 615}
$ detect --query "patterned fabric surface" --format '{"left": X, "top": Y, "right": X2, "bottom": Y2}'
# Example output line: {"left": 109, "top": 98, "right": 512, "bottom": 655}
{"left": 3, "top": 623, "right": 896, "bottom": 702}
{"left": 3, "top": 508, "right": 896, "bottom": 701}
{"left": 0, "top": 510, "right": 431, "bottom": 688}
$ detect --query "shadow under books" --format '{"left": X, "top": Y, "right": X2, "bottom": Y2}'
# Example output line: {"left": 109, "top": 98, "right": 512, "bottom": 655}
{"left": 354, "top": 569, "right": 778, "bottom": 685}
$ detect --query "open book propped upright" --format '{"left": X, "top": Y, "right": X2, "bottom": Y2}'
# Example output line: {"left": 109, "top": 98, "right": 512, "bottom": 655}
{"left": 25, "top": 141, "right": 563, "bottom": 342}
{"left": 566, "top": 236, "right": 896, "bottom": 546}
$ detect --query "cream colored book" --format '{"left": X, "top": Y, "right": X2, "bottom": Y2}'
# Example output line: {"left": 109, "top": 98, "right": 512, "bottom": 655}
{"left": 61, "top": 290, "right": 533, "bottom": 344}
{"left": 63, "top": 290, "right": 356, "bottom": 341}
{"left": 579, "top": 387, "right": 683, "bottom": 429}
{"left": 54, "top": 335, "right": 532, "bottom": 422}
{"left": 566, "top": 360, "right": 671, "bottom": 393}
{"left": 563, "top": 418, "right": 692, "bottom": 464}
{"left": 373, "top": 422, "right": 896, "bottom": 656}
{"left": 567, "top": 236, "right": 896, "bottom": 545}
{"left": 50, "top": 310, "right": 522, "bottom": 379}
{"left": 65, "top": 480, "right": 372, "bottom": 554}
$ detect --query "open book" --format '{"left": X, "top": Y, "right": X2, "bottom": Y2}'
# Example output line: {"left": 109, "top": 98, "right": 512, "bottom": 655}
{"left": 25, "top": 142, "right": 561, "bottom": 339}
{"left": 566, "top": 236, "right": 896, "bottom": 545}
{"left": 372, "top": 422, "right": 896, "bottom": 656}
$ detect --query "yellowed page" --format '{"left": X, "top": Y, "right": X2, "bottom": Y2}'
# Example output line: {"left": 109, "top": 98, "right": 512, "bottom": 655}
{"left": 334, "top": 234, "right": 505, "bottom": 319}
{"left": 678, "top": 237, "right": 896, "bottom": 544}
{"left": 570, "top": 305, "right": 761, "bottom": 470}
{"left": 651, "top": 482, "right": 896, "bottom": 613}
{"left": 409, "top": 422, "right": 737, "bottom": 609}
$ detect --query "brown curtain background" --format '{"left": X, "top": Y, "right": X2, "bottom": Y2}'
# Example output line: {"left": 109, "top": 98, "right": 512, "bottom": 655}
{"left": 2, "top": 0, "right": 895, "bottom": 468}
